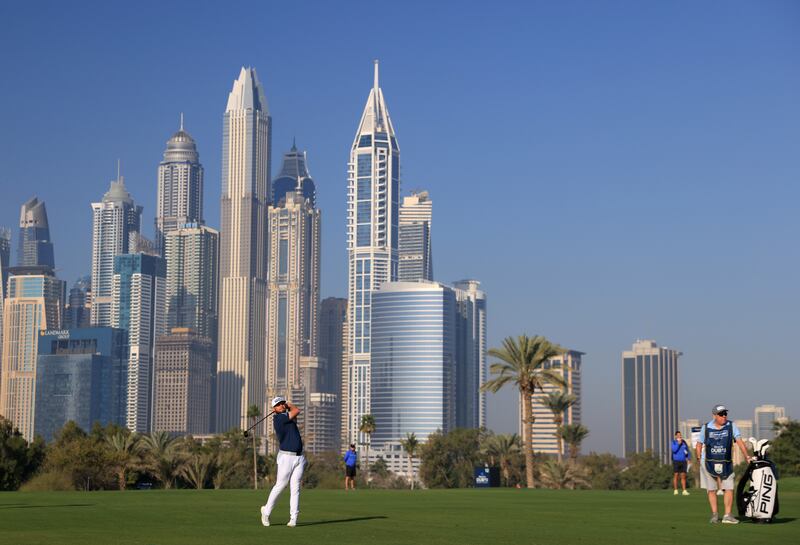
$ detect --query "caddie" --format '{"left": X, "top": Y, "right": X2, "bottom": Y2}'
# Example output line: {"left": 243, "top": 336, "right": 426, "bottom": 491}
{"left": 695, "top": 404, "right": 753, "bottom": 524}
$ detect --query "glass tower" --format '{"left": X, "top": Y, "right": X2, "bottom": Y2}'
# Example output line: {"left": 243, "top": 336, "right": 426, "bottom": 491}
{"left": 370, "top": 281, "right": 456, "bottom": 449}
{"left": 622, "top": 339, "right": 680, "bottom": 463}
{"left": 272, "top": 141, "right": 315, "bottom": 207}
{"left": 217, "top": 67, "right": 271, "bottom": 434}
{"left": 453, "top": 280, "right": 487, "bottom": 430}
{"left": 112, "top": 253, "right": 166, "bottom": 432}
{"left": 398, "top": 191, "right": 433, "bottom": 282}
{"left": 154, "top": 116, "right": 204, "bottom": 256}
{"left": 17, "top": 197, "right": 55, "bottom": 269}
{"left": 34, "top": 327, "right": 127, "bottom": 442}
{"left": 345, "top": 61, "right": 401, "bottom": 446}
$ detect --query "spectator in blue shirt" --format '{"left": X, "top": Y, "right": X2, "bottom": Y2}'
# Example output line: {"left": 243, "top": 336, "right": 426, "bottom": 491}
{"left": 343, "top": 444, "right": 358, "bottom": 490}
{"left": 671, "top": 431, "right": 691, "bottom": 496}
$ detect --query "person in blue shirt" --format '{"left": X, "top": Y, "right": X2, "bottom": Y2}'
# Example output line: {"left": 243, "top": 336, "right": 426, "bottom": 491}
{"left": 260, "top": 396, "right": 305, "bottom": 528}
{"left": 671, "top": 431, "right": 691, "bottom": 496}
{"left": 343, "top": 444, "right": 358, "bottom": 490}
{"left": 695, "top": 404, "right": 753, "bottom": 525}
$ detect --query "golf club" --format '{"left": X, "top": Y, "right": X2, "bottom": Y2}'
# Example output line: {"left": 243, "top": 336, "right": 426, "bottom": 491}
{"left": 243, "top": 410, "right": 276, "bottom": 437}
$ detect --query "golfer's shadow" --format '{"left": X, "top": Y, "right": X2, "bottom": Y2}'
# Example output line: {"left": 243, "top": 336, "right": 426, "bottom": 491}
{"left": 298, "top": 515, "right": 388, "bottom": 527}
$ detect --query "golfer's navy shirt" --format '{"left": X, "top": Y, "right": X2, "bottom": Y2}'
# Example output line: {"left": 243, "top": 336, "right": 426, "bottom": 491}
{"left": 274, "top": 412, "right": 303, "bottom": 454}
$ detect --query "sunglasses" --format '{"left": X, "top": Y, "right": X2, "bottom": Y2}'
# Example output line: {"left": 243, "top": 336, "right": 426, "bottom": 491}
{"left": 717, "top": 411, "right": 728, "bottom": 417}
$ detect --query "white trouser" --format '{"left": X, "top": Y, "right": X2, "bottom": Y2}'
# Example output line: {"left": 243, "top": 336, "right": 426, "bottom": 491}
{"left": 264, "top": 451, "right": 306, "bottom": 520}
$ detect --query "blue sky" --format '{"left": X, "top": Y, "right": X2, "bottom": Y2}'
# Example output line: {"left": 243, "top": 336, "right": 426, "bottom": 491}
{"left": 1, "top": 1, "right": 797, "bottom": 453}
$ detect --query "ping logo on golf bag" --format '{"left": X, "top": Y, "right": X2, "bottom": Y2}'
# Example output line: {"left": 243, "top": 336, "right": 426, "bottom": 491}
{"left": 758, "top": 474, "right": 774, "bottom": 515}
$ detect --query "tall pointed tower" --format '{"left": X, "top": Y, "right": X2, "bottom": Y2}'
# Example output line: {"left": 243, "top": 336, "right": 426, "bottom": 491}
{"left": 216, "top": 67, "right": 271, "bottom": 433}
{"left": 344, "top": 61, "right": 400, "bottom": 446}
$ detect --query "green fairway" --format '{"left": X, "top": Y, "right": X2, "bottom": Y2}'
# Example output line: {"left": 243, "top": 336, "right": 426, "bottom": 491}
{"left": 1, "top": 479, "right": 798, "bottom": 545}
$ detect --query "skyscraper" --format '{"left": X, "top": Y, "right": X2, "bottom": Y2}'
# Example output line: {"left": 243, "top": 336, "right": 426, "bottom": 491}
{"left": 164, "top": 224, "right": 218, "bottom": 340}
{"left": 345, "top": 60, "right": 401, "bottom": 446}
{"left": 320, "top": 296, "right": 346, "bottom": 448}
{"left": 34, "top": 327, "right": 127, "bottom": 442}
{"left": 622, "top": 339, "right": 681, "bottom": 463}
{"left": 0, "top": 228, "right": 11, "bottom": 372}
{"left": 453, "top": 280, "right": 487, "bottom": 430}
{"left": 272, "top": 141, "right": 315, "bottom": 207}
{"left": 754, "top": 404, "right": 787, "bottom": 440}
{"left": 112, "top": 253, "right": 166, "bottom": 432}
{"left": 154, "top": 116, "right": 204, "bottom": 255}
{"left": 370, "top": 281, "right": 456, "bottom": 471}
{"left": 64, "top": 276, "right": 91, "bottom": 329}
{"left": 217, "top": 67, "right": 271, "bottom": 433}
{"left": 398, "top": 191, "right": 433, "bottom": 282}
{"left": 528, "top": 350, "right": 584, "bottom": 455}
{"left": 17, "top": 197, "right": 55, "bottom": 269}
{"left": 265, "top": 176, "right": 320, "bottom": 415}
{"left": 152, "top": 328, "right": 213, "bottom": 436}
{"left": 90, "top": 177, "right": 142, "bottom": 326}
{"left": 0, "top": 266, "right": 65, "bottom": 440}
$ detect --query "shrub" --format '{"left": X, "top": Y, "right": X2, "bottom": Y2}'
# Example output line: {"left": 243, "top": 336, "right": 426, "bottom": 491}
{"left": 20, "top": 471, "right": 74, "bottom": 492}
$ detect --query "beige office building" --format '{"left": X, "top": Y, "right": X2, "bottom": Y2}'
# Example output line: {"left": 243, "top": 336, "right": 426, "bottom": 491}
{"left": 524, "top": 350, "right": 584, "bottom": 455}
{"left": 216, "top": 67, "right": 271, "bottom": 434}
{"left": 152, "top": 329, "right": 213, "bottom": 436}
{"left": 0, "top": 267, "right": 64, "bottom": 440}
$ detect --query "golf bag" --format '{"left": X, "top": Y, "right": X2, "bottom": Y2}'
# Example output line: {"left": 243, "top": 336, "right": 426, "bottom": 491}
{"left": 736, "top": 438, "right": 779, "bottom": 523}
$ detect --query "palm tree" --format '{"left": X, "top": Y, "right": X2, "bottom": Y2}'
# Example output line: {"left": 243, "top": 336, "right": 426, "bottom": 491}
{"left": 359, "top": 414, "right": 376, "bottom": 484}
{"left": 399, "top": 432, "right": 420, "bottom": 489}
{"left": 247, "top": 404, "right": 261, "bottom": 490}
{"left": 538, "top": 459, "right": 590, "bottom": 489}
{"left": 559, "top": 424, "right": 590, "bottom": 463}
{"left": 481, "top": 335, "right": 566, "bottom": 488}
{"left": 140, "top": 431, "right": 185, "bottom": 489}
{"left": 542, "top": 391, "right": 576, "bottom": 463}
{"left": 106, "top": 431, "right": 141, "bottom": 490}
{"left": 180, "top": 453, "right": 214, "bottom": 490}
{"left": 481, "top": 433, "right": 522, "bottom": 486}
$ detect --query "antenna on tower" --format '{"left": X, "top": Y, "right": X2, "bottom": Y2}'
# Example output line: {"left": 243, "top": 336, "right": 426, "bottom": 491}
{"left": 180, "top": 112, "right": 184, "bottom": 131}
{"left": 116, "top": 159, "right": 121, "bottom": 182}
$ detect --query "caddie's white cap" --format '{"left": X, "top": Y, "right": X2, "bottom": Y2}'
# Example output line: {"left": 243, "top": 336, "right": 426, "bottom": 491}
{"left": 271, "top": 396, "right": 287, "bottom": 407}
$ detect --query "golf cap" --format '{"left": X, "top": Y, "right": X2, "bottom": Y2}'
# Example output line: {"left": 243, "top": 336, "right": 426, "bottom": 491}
{"left": 271, "top": 396, "right": 287, "bottom": 407}
{"left": 712, "top": 404, "right": 728, "bottom": 415}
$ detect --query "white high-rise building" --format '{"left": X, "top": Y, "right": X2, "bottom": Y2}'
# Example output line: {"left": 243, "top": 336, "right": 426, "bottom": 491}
{"left": 216, "top": 67, "right": 271, "bottom": 434}
{"left": 527, "top": 350, "right": 584, "bottom": 455}
{"left": 398, "top": 191, "right": 433, "bottom": 282}
{"left": 265, "top": 181, "right": 321, "bottom": 407}
{"left": 344, "top": 61, "right": 401, "bottom": 448}
{"left": 154, "top": 116, "right": 204, "bottom": 255}
{"left": 754, "top": 405, "right": 787, "bottom": 440}
{"left": 90, "top": 177, "right": 142, "bottom": 326}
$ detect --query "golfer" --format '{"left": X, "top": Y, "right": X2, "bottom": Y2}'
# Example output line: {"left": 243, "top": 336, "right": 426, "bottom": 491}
{"left": 344, "top": 443, "right": 358, "bottom": 490}
{"left": 695, "top": 404, "right": 752, "bottom": 524}
{"left": 260, "top": 396, "right": 305, "bottom": 528}
{"left": 671, "top": 431, "right": 690, "bottom": 496}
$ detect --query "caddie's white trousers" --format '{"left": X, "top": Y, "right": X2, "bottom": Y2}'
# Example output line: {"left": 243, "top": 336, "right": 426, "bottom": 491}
{"left": 264, "top": 451, "right": 306, "bottom": 520}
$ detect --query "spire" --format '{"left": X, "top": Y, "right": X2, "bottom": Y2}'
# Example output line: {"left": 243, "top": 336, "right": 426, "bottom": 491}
{"left": 116, "top": 159, "right": 121, "bottom": 183}
{"left": 374, "top": 59, "right": 379, "bottom": 94}
{"left": 180, "top": 112, "right": 184, "bottom": 131}
{"left": 291, "top": 136, "right": 297, "bottom": 151}
{"left": 373, "top": 59, "right": 381, "bottom": 131}
{"left": 351, "top": 60, "right": 397, "bottom": 148}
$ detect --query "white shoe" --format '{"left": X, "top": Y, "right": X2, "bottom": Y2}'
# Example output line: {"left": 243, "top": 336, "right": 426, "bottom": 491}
{"left": 287, "top": 519, "right": 297, "bottom": 527}
{"left": 682, "top": 490, "right": 690, "bottom": 496}
{"left": 260, "top": 506, "right": 270, "bottom": 527}
{"left": 673, "top": 489, "right": 678, "bottom": 495}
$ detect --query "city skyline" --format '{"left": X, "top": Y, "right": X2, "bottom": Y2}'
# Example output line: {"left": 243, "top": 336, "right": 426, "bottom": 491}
{"left": 0, "top": 2, "right": 797, "bottom": 454}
